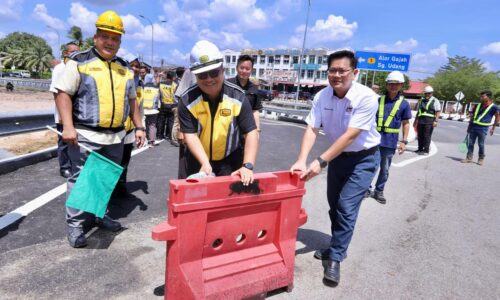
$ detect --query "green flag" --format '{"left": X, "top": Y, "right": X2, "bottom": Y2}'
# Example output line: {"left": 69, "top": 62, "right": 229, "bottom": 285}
{"left": 66, "top": 151, "right": 123, "bottom": 218}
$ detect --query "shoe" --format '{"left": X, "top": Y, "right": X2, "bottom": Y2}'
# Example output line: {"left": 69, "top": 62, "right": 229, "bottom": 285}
{"left": 170, "top": 140, "right": 180, "bottom": 147}
{"left": 67, "top": 227, "right": 87, "bottom": 248}
{"left": 461, "top": 157, "right": 472, "bottom": 163}
{"left": 373, "top": 191, "right": 387, "bottom": 204}
{"left": 314, "top": 249, "right": 329, "bottom": 260}
{"left": 149, "top": 141, "right": 155, "bottom": 148}
{"left": 364, "top": 190, "right": 372, "bottom": 199}
{"left": 95, "top": 216, "right": 122, "bottom": 232}
{"left": 324, "top": 260, "right": 340, "bottom": 284}
{"left": 60, "top": 169, "right": 72, "bottom": 178}
{"left": 478, "top": 158, "right": 484, "bottom": 166}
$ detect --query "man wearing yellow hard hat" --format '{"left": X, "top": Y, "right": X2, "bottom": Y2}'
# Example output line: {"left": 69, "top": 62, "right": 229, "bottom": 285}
{"left": 55, "top": 10, "right": 145, "bottom": 248}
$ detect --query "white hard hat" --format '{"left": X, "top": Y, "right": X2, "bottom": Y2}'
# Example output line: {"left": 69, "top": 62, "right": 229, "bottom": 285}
{"left": 385, "top": 71, "right": 405, "bottom": 83}
{"left": 189, "top": 40, "right": 223, "bottom": 75}
{"left": 424, "top": 86, "right": 434, "bottom": 93}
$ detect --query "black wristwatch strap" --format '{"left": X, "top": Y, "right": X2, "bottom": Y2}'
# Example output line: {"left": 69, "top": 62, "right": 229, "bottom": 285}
{"left": 135, "top": 127, "right": 145, "bottom": 132}
{"left": 316, "top": 157, "right": 327, "bottom": 168}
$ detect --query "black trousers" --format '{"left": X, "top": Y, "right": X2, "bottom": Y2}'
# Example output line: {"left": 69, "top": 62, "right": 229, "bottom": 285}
{"left": 157, "top": 106, "right": 175, "bottom": 139}
{"left": 119, "top": 141, "right": 134, "bottom": 183}
{"left": 417, "top": 123, "right": 434, "bottom": 153}
{"left": 181, "top": 147, "right": 243, "bottom": 179}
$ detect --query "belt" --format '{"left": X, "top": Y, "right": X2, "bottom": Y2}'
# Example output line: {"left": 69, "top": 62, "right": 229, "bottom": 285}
{"left": 341, "top": 146, "right": 378, "bottom": 157}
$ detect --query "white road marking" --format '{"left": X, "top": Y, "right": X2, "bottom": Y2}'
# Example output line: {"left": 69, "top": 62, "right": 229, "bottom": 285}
{"left": 261, "top": 119, "right": 325, "bottom": 135}
{"left": 392, "top": 141, "right": 438, "bottom": 168}
{"left": 0, "top": 140, "right": 163, "bottom": 231}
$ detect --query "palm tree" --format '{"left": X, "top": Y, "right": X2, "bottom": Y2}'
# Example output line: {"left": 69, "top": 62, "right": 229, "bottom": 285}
{"left": 2, "top": 48, "right": 27, "bottom": 69}
{"left": 23, "top": 45, "right": 53, "bottom": 77}
{"left": 67, "top": 26, "right": 83, "bottom": 46}
{"left": 81, "top": 37, "right": 94, "bottom": 51}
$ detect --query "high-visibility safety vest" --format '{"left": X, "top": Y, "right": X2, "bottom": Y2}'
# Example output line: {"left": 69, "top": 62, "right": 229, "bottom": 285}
{"left": 124, "top": 79, "right": 144, "bottom": 132}
{"left": 182, "top": 82, "right": 247, "bottom": 161}
{"left": 159, "top": 82, "right": 177, "bottom": 105}
{"left": 71, "top": 48, "right": 135, "bottom": 130}
{"left": 417, "top": 97, "right": 436, "bottom": 118}
{"left": 142, "top": 83, "right": 160, "bottom": 110}
{"left": 377, "top": 95, "right": 404, "bottom": 133}
{"left": 473, "top": 103, "right": 495, "bottom": 126}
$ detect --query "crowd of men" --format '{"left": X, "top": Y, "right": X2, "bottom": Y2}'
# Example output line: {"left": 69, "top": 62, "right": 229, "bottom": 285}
{"left": 50, "top": 10, "right": 499, "bottom": 288}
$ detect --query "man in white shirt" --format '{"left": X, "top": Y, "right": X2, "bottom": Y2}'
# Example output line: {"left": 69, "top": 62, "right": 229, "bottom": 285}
{"left": 290, "top": 50, "right": 380, "bottom": 286}
{"left": 49, "top": 41, "right": 80, "bottom": 178}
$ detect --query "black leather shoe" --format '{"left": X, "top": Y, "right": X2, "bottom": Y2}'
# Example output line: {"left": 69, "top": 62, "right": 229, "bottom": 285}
{"left": 95, "top": 216, "right": 122, "bottom": 232}
{"left": 67, "top": 227, "right": 87, "bottom": 248}
{"left": 324, "top": 260, "right": 340, "bottom": 284}
{"left": 373, "top": 191, "right": 387, "bottom": 204}
{"left": 60, "top": 169, "right": 72, "bottom": 178}
{"left": 314, "top": 249, "right": 329, "bottom": 260}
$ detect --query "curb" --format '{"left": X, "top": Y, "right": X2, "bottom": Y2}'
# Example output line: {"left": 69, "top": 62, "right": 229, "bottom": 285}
{"left": 0, "top": 146, "right": 57, "bottom": 175}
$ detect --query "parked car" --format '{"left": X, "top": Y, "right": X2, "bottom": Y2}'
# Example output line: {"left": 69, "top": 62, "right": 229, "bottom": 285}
{"left": 257, "top": 89, "right": 273, "bottom": 101}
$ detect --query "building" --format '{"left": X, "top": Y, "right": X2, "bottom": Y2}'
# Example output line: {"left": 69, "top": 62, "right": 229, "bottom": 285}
{"left": 222, "top": 48, "right": 333, "bottom": 93}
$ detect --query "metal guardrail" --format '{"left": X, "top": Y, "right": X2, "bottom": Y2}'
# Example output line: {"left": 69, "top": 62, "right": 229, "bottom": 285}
{"left": 0, "top": 113, "right": 54, "bottom": 137}
{"left": 0, "top": 78, "right": 51, "bottom": 91}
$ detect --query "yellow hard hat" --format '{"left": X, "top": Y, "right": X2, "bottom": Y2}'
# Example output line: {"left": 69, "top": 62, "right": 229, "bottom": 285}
{"left": 95, "top": 10, "right": 125, "bottom": 35}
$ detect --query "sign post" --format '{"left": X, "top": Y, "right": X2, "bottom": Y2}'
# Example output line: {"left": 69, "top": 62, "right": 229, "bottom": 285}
{"left": 356, "top": 51, "right": 411, "bottom": 72}
{"left": 455, "top": 91, "right": 465, "bottom": 119}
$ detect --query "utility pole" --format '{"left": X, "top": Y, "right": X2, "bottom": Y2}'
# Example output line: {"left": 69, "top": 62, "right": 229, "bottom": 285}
{"left": 295, "top": 0, "right": 311, "bottom": 102}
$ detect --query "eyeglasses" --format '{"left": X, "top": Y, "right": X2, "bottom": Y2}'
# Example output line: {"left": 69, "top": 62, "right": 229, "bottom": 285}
{"left": 327, "top": 68, "right": 352, "bottom": 76}
{"left": 196, "top": 68, "right": 221, "bottom": 80}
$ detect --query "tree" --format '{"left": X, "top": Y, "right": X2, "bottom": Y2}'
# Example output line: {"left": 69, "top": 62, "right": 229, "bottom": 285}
{"left": 426, "top": 55, "right": 500, "bottom": 103}
{"left": 81, "top": 37, "right": 94, "bottom": 51}
{"left": 24, "top": 43, "right": 53, "bottom": 75}
{"left": 67, "top": 26, "right": 83, "bottom": 46}
{"left": 0, "top": 32, "right": 53, "bottom": 71}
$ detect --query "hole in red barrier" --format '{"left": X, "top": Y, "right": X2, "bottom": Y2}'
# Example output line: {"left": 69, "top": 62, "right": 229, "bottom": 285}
{"left": 186, "top": 179, "right": 199, "bottom": 183}
{"left": 212, "top": 238, "right": 223, "bottom": 249}
{"left": 235, "top": 233, "right": 246, "bottom": 244}
{"left": 257, "top": 230, "right": 267, "bottom": 240}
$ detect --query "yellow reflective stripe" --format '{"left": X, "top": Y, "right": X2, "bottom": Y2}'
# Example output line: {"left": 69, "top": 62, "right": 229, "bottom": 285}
{"left": 377, "top": 96, "right": 403, "bottom": 133}
{"left": 418, "top": 98, "right": 435, "bottom": 117}
{"left": 473, "top": 103, "right": 494, "bottom": 126}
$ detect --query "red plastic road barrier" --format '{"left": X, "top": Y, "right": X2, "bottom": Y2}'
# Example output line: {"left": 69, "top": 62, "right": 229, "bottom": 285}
{"left": 152, "top": 171, "right": 308, "bottom": 300}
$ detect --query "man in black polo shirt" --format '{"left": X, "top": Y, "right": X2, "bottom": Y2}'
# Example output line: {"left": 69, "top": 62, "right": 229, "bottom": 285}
{"left": 227, "top": 54, "right": 263, "bottom": 132}
{"left": 178, "top": 40, "right": 258, "bottom": 185}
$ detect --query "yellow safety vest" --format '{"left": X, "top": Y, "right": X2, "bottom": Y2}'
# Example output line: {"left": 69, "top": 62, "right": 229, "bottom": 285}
{"left": 159, "top": 82, "right": 177, "bottom": 105}
{"left": 473, "top": 103, "right": 495, "bottom": 126}
{"left": 72, "top": 48, "right": 135, "bottom": 130}
{"left": 417, "top": 97, "right": 436, "bottom": 118}
{"left": 142, "top": 85, "right": 160, "bottom": 110}
{"left": 184, "top": 83, "right": 246, "bottom": 161}
{"left": 377, "top": 95, "right": 404, "bottom": 133}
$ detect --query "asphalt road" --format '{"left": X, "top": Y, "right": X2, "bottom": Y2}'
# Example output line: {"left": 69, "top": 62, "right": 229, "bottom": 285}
{"left": 0, "top": 118, "right": 499, "bottom": 299}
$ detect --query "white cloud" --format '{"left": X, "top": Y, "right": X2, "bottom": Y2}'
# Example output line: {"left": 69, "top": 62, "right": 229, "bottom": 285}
{"left": 33, "top": 4, "right": 66, "bottom": 31}
{"left": 410, "top": 44, "right": 449, "bottom": 79}
{"left": 0, "top": 0, "right": 23, "bottom": 21}
{"left": 363, "top": 38, "right": 418, "bottom": 53}
{"left": 83, "top": 0, "right": 135, "bottom": 5}
{"left": 268, "top": 0, "right": 301, "bottom": 21}
{"left": 199, "top": 29, "right": 251, "bottom": 49}
{"left": 208, "top": 0, "right": 270, "bottom": 30}
{"left": 482, "top": 61, "right": 493, "bottom": 71}
{"left": 0, "top": 32, "right": 6, "bottom": 39}
{"left": 68, "top": 2, "right": 98, "bottom": 34}
{"left": 170, "top": 49, "right": 190, "bottom": 63}
{"left": 480, "top": 42, "right": 500, "bottom": 54}
{"left": 135, "top": 42, "right": 145, "bottom": 51}
{"left": 290, "top": 15, "right": 358, "bottom": 47}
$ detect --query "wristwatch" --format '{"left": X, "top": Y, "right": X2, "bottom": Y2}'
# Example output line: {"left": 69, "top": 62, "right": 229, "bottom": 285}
{"left": 243, "top": 162, "right": 254, "bottom": 170}
{"left": 135, "top": 127, "right": 145, "bottom": 132}
{"left": 401, "top": 140, "right": 408, "bottom": 145}
{"left": 316, "top": 156, "right": 328, "bottom": 168}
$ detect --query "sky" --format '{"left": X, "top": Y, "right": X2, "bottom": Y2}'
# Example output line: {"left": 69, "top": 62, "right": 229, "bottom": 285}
{"left": 0, "top": 0, "right": 499, "bottom": 80}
